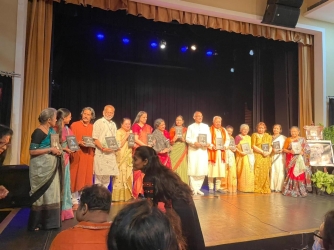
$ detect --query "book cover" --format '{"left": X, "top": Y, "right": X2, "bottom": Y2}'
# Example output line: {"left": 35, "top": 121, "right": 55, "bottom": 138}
{"left": 229, "top": 138, "right": 236, "bottom": 150}
{"left": 273, "top": 141, "right": 280, "bottom": 150}
{"left": 261, "top": 143, "right": 269, "bottom": 152}
{"left": 66, "top": 136, "right": 80, "bottom": 151}
{"left": 82, "top": 136, "right": 95, "bottom": 148}
{"left": 198, "top": 134, "right": 207, "bottom": 146}
{"left": 51, "top": 134, "right": 61, "bottom": 150}
{"left": 292, "top": 141, "right": 302, "bottom": 154}
{"left": 105, "top": 136, "right": 119, "bottom": 150}
{"left": 241, "top": 143, "right": 251, "bottom": 154}
{"left": 128, "top": 133, "right": 135, "bottom": 148}
{"left": 215, "top": 138, "right": 224, "bottom": 150}
{"left": 147, "top": 134, "right": 154, "bottom": 147}
{"left": 175, "top": 126, "right": 183, "bottom": 139}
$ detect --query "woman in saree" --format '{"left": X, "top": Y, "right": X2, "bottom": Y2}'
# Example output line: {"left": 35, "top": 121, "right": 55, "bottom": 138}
{"left": 251, "top": 122, "right": 272, "bottom": 194}
{"left": 112, "top": 118, "right": 133, "bottom": 201}
{"left": 28, "top": 108, "right": 63, "bottom": 231}
{"left": 235, "top": 124, "right": 254, "bottom": 192}
{"left": 225, "top": 125, "right": 237, "bottom": 193}
{"left": 270, "top": 124, "right": 286, "bottom": 192}
{"left": 131, "top": 111, "right": 153, "bottom": 198}
{"left": 169, "top": 115, "right": 188, "bottom": 184}
{"left": 55, "top": 108, "right": 74, "bottom": 221}
{"left": 282, "top": 126, "right": 311, "bottom": 197}
{"left": 152, "top": 118, "right": 172, "bottom": 168}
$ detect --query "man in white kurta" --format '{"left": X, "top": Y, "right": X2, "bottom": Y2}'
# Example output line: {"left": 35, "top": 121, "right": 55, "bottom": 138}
{"left": 186, "top": 111, "right": 211, "bottom": 195}
{"left": 93, "top": 105, "right": 119, "bottom": 188}
{"left": 207, "top": 116, "right": 230, "bottom": 193}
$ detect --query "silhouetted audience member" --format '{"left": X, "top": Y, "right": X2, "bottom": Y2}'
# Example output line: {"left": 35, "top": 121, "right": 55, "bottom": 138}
{"left": 0, "top": 124, "right": 13, "bottom": 199}
{"left": 107, "top": 199, "right": 185, "bottom": 250}
{"left": 50, "top": 184, "right": 111, "bottom": 250}
{"left": 313, "top": 210, "right": 334, "bottom": 250}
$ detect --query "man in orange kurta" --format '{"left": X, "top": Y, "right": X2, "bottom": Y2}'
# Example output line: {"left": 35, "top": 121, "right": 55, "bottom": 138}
{"left": 49, "top": 185, "right": 111, "bottom": 250}
{"left": 70, "top": 107, "right": 95, "bottom": 208}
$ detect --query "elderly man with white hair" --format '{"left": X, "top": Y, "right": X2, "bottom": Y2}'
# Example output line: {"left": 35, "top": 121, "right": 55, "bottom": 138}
{"left": 207, "top": 116, "right": 230, "bottom": 194}
{"left": 186, "top": 111, "right": 211, "bottom": 195}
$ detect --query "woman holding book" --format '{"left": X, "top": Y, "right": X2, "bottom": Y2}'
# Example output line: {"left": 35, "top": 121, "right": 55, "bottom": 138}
{"left": 169, "top": 115, "right": 188, "bottom": 184}
{"left": 55, "top": 108, "right": 74, "bottom": 221}
{"left": 28, "top": 108, "right": 62, "bottom": 231}
{"left": 226, "top": 125, "right": 237, "bottom": 193}
{"left": 251, "top": 122, "right": 272, "bottom": 194}
{"left": 270, "top": 124, "right": 286, "bottom": 192}
{"left": 235, "top": 124, "right": 254, "bottom": 192}
{"left": 282, "top": 126, "right": 311, "bottom": 197}
{"left": 112, "top": 118, "right": 133, "bottom": 201}
{"left": 132, "top": 111, "right": 153, "bottom": 198}
{"left": 152, "top": 118, "right": 172, "bottom": 168}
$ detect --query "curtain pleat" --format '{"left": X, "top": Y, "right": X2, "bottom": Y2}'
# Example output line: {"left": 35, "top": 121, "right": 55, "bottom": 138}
{"left": 20, "top": 0, "right": 53, "bottom": 164}
{"left": 298, "top": 43, "right": 314, "bottom": 136}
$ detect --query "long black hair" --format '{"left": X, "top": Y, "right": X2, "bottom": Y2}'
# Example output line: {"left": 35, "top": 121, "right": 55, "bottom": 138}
{"left": 56, "top": 108, "right": 71, "bottom": 142}
{"left": 134, "top": 146, "right": 193, "bottom": 204}
{"left": 323, "top": 210, "right": 334, "bottom": 250}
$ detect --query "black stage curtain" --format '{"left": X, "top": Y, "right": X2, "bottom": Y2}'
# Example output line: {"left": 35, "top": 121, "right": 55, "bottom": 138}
{"left": 329, "top": 98, "right": 334, "bottom": 126}
{"left": 51, "top": 3, "right": 298, "bottom": 133}
{"left": 0, "top": 76, "right": 13, "bottom": 126}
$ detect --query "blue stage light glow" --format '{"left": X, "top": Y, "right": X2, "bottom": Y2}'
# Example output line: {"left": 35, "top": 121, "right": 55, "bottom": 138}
{"left": 150, "top": 42, "right": 158, "bottom": 48}
{"left": 206, "top": 51, "right": 213, "bottom": 56}
{"left": 96, "top": 33, "right": 105, "bottom": 40}
{"left": 122, "top": 38, "right": 130, "bottom": 44}
{"left": 181, "top": 46, "right": 188, "bottom": 52}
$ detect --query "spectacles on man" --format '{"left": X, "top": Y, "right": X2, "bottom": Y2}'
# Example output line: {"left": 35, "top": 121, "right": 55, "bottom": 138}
{"left": 314, "top": 229, "right": 323, "bottom": 240}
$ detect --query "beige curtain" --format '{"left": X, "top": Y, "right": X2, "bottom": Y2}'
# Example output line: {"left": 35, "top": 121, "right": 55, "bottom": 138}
{"left": 20, "top": 0, "right": 53, "bottom": 164}
{"left": 298, "top": 43, "right": 314, "bottom": 137}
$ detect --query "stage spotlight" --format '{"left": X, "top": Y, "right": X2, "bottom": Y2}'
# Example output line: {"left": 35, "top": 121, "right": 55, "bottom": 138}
{"left": 181, "top": 46, "right": 188, "bottom": 52}
{"left": 122, "top": 38, "right": 130, "bottom": 44}
{"left": 160, "top": 40, "right": 167, "bottom": 49}
{"left": 191, "top": 45, "right": 197, "bottom": 51}
{"left": 230, "top": 68, "right": 235, "bottom": 73}
{"left": 150, "top": 42, "right": 158, "bottom": 48}
{"left": 206, "top": 50, "right": 213, "bottom": 56}
{"left": 249, "top": 50, "right": 254, "bottom": 56}
{"left": 96, "top": 33, "right": 105, "bottom": 40}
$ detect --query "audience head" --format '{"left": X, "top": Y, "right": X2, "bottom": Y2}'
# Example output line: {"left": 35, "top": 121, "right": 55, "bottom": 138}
{"left": 323, "top": 210, "right": 334, "bottom": 250}
{"left": 0, "top": 124, "right": 13, "bottom": 155}
{"left": 81, "top": 107, "right": 95, "bottom": 123}
{"left": 132, "top": 146, "right": 157, "bottom": 173}
{"left": 76, "top": 184, "right": 111, "bottom": 222}
{"left": 38, "top": 108, "right": 57, "bottom": 126}
{"left": 133, "top": 111, "right": 147, "bottom": 125}
{"left": 107, "top": 199, "right": 181, "bottom": 250}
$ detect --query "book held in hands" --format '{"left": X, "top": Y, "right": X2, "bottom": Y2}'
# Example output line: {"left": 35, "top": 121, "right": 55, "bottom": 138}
{"left": 215, "top": 138, "right": 224, "bottom": 150}
{"left": 229, "top": 138, "right": 236, "bottom": 150}
{"left": 66, "top": 136, "right": 80, "bottom": 151}
{"left": 82, "top": 136, "right": 95, "bottom": 148}
{"left": 198, "top": 134, "right": 207, "bottom": 146}
{"left": 261, "top": 143, "right": 269, "bottom": 152}
{"left": 147, "top": 134, "right": 154, "bottom": 147}
{"left": 273, "top": 141, "right": 280, "bottom": 151}
{"left": 291, "top": 141, "right": 302, "bottom": 154}
{"left": 241, "top": 143, "right": 252, "bottom": 154}
{"left": 175, "top": 126, "right": 183, "bottom": 139}
{"left": 51, "top": 134, "right": 61, "bottom": 150}
{"left": 128, "top": 133, "right": 135, "bottom": 148}
{"left": 105, "top": 136, "right": 119, "bottom": 150}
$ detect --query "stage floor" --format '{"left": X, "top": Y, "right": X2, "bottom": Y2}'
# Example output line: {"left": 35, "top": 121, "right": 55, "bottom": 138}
{"left": 0, "top": 192, "right": 333, "bottom": 250}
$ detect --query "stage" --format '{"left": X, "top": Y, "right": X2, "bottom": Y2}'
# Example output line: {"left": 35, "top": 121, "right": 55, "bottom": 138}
{"left": 0, "top": 191, "right": 332, "bottom": 250}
